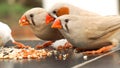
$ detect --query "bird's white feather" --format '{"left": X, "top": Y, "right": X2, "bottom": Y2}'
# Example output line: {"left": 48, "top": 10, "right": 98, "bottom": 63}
{"left": 0, "top": 22, "right": 15, "bottom": 46}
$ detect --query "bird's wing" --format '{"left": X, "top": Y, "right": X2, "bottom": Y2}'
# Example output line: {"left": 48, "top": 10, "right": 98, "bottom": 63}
{"left": 87, "top": 17, "right": 120, "bottom": 40}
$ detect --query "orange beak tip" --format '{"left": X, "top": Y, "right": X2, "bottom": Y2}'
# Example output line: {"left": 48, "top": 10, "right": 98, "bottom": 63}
{"left": 20, "top": 23, "right": 23, "bottom": 26}
{"left": 19, "top": 20, "right": 23, "bottom": 26}
{"left": 51, "top": 25, "right": 62, "bottom": 29}
{"left": 51, "top": 19, "right": 62, "bottom": 29}
{"left": 51, "top": 25, "right": 56, "bottom": 28}
{"left": 46, "top": 20, "right": 50, "bottom": 24}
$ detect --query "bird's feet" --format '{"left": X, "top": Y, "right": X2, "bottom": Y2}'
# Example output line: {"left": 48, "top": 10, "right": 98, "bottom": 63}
{"left": 36, "top": 41, "right": 73, "bottom": 51}
{"left": 82, "top": 44, "right": 116, "bottom": 55}
{"left": 57, "top": 42, "right": 73, "bottom": 51}
{"left": 13, "top": 42, "right": 29, "bottom": 49}
{"left": 36, "top": 41, "right": 53, "bottom": 49}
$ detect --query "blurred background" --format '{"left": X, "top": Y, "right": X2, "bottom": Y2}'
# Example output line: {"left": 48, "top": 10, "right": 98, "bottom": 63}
{"left": 0, "top": 0, "right": 119, "bottom": 40}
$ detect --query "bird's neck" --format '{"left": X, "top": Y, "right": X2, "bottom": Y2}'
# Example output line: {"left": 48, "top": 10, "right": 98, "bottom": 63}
{"left": 31, "top": 23, "right": 51, "bottom": 34}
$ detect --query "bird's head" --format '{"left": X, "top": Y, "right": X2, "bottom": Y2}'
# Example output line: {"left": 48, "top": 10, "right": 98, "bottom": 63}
{"left": 51, "top": 15, "right": 74, "bottom": 33}
{"left": 19, "top": 8, "right": 47, "bottom": 26}
{"left": 46, "top": 3, "right": 69, "bottom": 24}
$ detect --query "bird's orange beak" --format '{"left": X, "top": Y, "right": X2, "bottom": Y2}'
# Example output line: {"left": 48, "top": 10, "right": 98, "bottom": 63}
{"left": 46, "top": 14, "right": 55, "bottom": 24}
{"left": 19, "top": 16, "right": 30, "bottom": 26}
{"left": 51, "top": 19, "right": 62, "bottom": 29}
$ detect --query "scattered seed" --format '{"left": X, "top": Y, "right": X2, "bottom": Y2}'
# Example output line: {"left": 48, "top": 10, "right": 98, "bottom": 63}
{"left": 83, "top": 55, "right": 88, "bottom": 60}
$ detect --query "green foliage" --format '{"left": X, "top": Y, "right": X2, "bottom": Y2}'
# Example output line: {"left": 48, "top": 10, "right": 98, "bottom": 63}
{"left": 0, "top": 3, "right": 29, "bottom": 17}
{"left": 0, "top": 3, "right": 10, "bottom": 17}
{"left": 11, "top": 4, "right": 29, "bottom": 15}
{"left": 0, "top": 3, "right": 30, "bottom": 26}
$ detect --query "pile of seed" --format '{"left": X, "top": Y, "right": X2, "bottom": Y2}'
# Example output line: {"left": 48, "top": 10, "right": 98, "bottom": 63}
{"left": 0, "top": 47, "right": 52, "bottom": 60}
{"left": 0, "top": 47, "right": 70, "bottom": 60}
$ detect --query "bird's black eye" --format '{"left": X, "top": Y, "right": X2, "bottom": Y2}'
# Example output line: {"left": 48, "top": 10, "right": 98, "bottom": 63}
{"left": 53, "top": 11, "right": 56, "bottom": 14}
{"left": 30, "top": 14, "right": 34, "bottom": 17}
{"left": 65, "top": 19, "right": 69, "bottom": 23}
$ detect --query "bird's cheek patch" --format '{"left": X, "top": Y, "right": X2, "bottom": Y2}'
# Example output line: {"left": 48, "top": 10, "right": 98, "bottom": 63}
{"left": 51, "top": 19, "right": 62, "bottom": 29}
{"left": 56, "top": 7, "right": 69, "bottom": 17}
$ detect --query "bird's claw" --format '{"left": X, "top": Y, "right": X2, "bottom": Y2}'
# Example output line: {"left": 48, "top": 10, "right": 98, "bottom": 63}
{"left": 82, "top": 44, "right": 115, "bottom": 55}
{"left": 36, "top": 41, "right": 53, "bottom": 49}
{"left": 13, "top": 42, "right": 29, "bottom": 49}
{"left": 57, "top": 42, "right": 73, "bottom": 51}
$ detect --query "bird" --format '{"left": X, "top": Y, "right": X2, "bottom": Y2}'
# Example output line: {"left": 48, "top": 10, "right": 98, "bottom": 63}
{"left": 0, "top": 21, "right": 25, "bottom": 48}
{"left": 46, "top": 3, "right": 100, "bottom": 24}
{"left": 51, "top": 15, "right": 120, "bottom": 54}
{"left": 19, "top": 8, "right": 64, "bottom": 41}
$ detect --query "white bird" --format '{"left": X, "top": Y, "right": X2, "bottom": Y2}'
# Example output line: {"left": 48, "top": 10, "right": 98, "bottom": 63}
{"left": 0, "top": 21, "right": 25, "bottom": 48}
